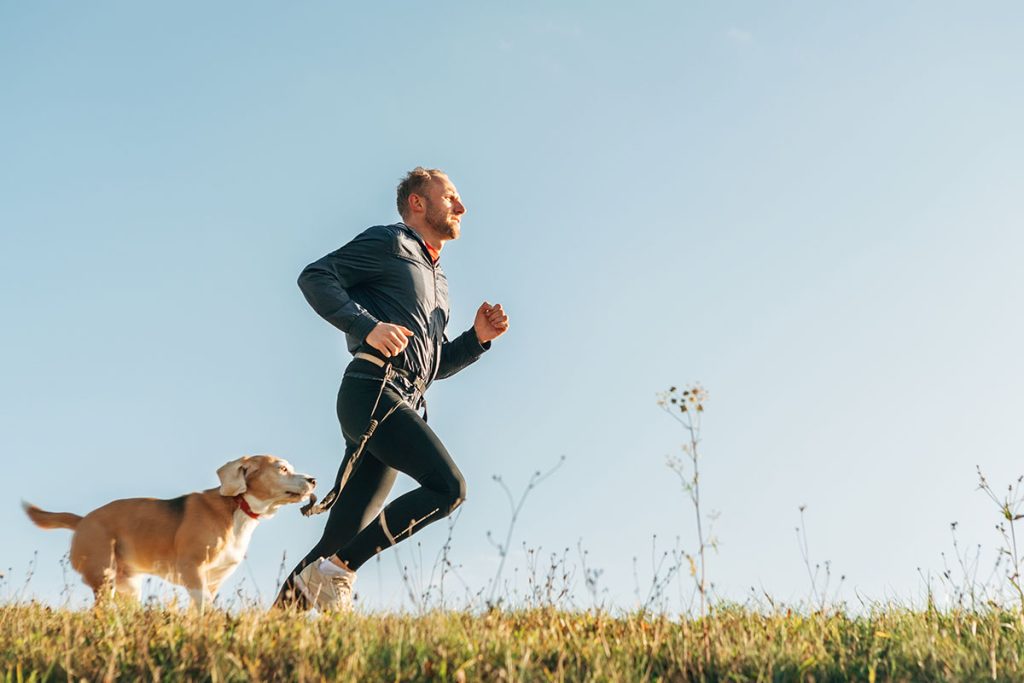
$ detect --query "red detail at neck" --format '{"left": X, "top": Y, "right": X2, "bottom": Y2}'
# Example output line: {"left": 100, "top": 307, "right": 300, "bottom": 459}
{"left": 234, "top": 494, "right": 260, "bottom": 520}
{"left": 424, "top": 241, "right": 440, "bottom": 263}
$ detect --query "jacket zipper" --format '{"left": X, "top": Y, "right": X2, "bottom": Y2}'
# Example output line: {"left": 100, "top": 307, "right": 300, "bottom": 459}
{"left": 402, "top": 224, "right": 445, "bottom": 388}
{"left": 429, "top": 259, "right": 443, "bottom": 384}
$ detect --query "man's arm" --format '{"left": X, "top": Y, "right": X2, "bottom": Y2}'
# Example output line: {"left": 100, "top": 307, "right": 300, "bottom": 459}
{"left": 297, "top": 228, "right": 389, "bottom": 344}
{"left": 436, "top": 329, "right": 490, "bottom": 380}
{"left": 436, "top": 302, "right": 509, "bottom": 379}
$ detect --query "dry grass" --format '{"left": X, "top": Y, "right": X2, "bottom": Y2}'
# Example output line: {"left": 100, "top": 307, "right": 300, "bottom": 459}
{"left": 7, "top": 393, "right": 1021, "bottom": 680}
{"left": 4, "top": 601, "right": 1024, "bottom": 681}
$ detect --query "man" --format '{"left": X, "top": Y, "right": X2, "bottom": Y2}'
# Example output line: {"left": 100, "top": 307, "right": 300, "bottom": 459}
{"left": 275, "top": 167, "right": 509, "bottom": 611}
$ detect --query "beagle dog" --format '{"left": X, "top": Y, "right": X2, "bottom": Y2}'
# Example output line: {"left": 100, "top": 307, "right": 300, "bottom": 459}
{"left": 24, "top": 455, "right": 315, "bottom": 608}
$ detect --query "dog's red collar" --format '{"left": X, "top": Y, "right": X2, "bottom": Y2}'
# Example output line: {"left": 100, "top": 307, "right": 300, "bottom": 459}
{"left": 234, "top": 494, "right": 260, "bottom": 520}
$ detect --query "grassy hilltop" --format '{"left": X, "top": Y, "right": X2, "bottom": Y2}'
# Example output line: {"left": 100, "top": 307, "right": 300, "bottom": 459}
{"left": 3, "top": 602, "right": 1024, "bottom": 681}
{"left": 7, "top": 392, "right": 1023, "bottom": 680}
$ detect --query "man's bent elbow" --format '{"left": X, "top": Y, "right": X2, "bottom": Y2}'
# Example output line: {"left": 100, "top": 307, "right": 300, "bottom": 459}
{"left": 296, "top": 264, "right": 316, "bottom": 294}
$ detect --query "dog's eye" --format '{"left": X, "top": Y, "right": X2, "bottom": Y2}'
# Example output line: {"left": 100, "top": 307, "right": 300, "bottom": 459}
{"left": 279, "top": 465, "right": 288, "bottom": 474}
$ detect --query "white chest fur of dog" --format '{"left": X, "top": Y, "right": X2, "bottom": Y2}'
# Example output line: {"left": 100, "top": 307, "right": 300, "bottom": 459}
{"left": 203, "top": 511, "right": 259, "bottom": 580}
{"left": 185, "top": 506, "right": 261, "bottom": 603}
{"left": 24, "top": 455, "right": 316, "bottom": 609}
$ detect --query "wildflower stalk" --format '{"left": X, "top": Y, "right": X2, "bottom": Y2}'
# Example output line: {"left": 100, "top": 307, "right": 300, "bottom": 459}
{"left": 485, "top": 455, "right": 566, "bottom": 608}
{"left": 658, "top": 384, "right": 714, "bottom": 668}
{"left": 796, "top": 505, "right": 820, "bottom": 607}
{"left": 977, "top": 467, "right": 1024, "bottom": 618}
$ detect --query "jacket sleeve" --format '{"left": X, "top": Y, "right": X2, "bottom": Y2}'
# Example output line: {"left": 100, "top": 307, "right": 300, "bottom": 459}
{"left": 436, "top": 327, "right": 490, "bottom": 380}
{"left": 297, "top": 228, "right": 389, "bottom": 343}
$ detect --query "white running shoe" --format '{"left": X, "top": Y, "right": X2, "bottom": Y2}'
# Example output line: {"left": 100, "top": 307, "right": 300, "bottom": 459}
{"left": 294, "top": 558, "right": 357, "bottom": 612}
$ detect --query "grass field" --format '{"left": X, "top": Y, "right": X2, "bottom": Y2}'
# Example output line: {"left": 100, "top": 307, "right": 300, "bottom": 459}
{"left": 3, "top": 601, "right": 1024, "bottom": 681}
{"left": 6, "top": 394, "right": 1021, "bottom": 681}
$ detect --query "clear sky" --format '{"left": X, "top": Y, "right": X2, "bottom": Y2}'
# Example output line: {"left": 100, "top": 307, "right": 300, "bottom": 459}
{"left": 3, "top": 2, "right": 1023, "bottom": 611}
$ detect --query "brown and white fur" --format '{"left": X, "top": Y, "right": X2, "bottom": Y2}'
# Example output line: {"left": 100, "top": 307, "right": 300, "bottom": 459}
{"left": 23, "top": 455, "right": 315, "bottom": 609}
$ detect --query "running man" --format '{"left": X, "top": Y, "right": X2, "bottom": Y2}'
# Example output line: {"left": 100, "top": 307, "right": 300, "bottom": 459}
{"left": 275, "top": 167, "right": 509, "bottom": 611}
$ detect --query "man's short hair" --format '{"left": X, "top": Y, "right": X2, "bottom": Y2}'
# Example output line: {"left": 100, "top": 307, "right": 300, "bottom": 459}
{"left": 396, "top": 167, "right": 447, "bottom": 219}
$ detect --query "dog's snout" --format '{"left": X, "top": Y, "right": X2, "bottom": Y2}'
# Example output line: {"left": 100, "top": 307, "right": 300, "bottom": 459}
{"left": 306, "top": 476, "right": 316, "bottom": 486}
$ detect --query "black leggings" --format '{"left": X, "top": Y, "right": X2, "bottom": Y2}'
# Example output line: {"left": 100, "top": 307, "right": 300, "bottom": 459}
{"left": 276, "top": 360, "right": 466, "bottom": 605}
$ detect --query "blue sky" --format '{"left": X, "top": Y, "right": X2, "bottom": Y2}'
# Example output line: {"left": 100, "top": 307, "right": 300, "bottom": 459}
{"left": 2, "top": 2, "right": 1023, "bottom": 610}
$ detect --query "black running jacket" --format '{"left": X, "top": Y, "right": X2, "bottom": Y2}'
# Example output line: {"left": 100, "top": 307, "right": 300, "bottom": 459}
{"left": 298, "top": 223, "right": 489, "bottom": 398}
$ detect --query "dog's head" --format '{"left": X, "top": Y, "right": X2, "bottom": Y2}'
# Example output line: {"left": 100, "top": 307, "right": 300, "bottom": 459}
{"left": 216, "top": 455, "right": 316, "bottom": 516}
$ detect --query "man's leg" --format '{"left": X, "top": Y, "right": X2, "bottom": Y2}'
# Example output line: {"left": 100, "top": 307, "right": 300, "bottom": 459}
{"left": 330, "top": 393, "right": 467, "bottom": 572}
{"left": 274, "top": 439, "right": 396, "bottom": 608}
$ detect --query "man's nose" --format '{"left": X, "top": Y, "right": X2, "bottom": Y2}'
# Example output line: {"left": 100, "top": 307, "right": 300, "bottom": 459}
{"left": 453, "top": 200, "right": 466, "bottom": 215}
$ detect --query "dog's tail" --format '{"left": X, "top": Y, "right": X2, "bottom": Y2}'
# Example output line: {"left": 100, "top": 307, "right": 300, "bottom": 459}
{"left": 22, "top": 501, "right": 82, "bottom": 530}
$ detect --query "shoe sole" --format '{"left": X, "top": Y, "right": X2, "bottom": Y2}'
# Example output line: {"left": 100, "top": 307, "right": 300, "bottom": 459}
{"left": 293, "top": 571, "right": 318, "bottom": 608}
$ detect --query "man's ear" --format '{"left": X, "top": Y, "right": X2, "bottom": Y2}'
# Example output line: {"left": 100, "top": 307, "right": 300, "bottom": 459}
{"left": 408, "top": 193, "right": 425, "bottom": 215}
{"left": 216, "top": 457, "right": 250, "bottom": 496}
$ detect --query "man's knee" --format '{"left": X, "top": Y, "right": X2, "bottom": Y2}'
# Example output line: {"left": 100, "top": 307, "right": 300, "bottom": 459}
{"left": 446, "top": 472, "right": 467, "bottom": 514}
{"left": 424, "top": 466, "right": 467, "bottom": 513}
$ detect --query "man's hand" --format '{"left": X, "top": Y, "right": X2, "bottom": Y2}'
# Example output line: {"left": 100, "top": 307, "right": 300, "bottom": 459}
{"left": 474, "top": 301, "right": 510, "bottom": 344}
{"left": 365, "top": 322, "right": 415, "bottom": 358}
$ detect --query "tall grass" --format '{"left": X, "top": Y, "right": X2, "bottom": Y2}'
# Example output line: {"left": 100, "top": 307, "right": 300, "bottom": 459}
{"left": 4, "top": 602, "right": 1024, "bottom": 681}
{"left": 7, "top": 385, "right": 1024, "bottom": 681}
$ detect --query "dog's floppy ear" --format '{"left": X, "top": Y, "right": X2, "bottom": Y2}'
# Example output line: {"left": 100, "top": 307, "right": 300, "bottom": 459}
{"left": 216, "top": 457, "right": 250, "bottom": 496}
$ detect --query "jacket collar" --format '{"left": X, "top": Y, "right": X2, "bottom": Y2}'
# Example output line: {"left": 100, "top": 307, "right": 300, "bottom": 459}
{"left": 396, "top": 222, "right": 441, "bottom": 265}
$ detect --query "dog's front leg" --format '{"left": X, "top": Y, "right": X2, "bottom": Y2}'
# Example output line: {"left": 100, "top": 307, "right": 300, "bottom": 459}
{"left": 188, "top": 587, "right": 214, "bottom": 611}
{"left": 177, "top": 562, "right": 213, "bottom": 611}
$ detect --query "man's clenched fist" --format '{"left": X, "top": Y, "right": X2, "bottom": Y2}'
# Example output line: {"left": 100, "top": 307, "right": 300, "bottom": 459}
{"left": 366, "top": 322, "right": 415, "bottom": 358}
{"left": 474, "top": 301, "right": 510, "bottom": 344}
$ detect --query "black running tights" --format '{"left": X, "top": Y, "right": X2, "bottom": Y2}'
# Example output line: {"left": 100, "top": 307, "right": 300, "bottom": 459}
{"left": 278, "top": 365, "right": 466, "bottom": 602}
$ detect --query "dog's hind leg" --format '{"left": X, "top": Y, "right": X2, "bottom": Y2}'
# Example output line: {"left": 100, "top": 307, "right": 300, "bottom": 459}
{"left": 114, "top": 572, "right": 141, "bottom": 601}
{"left": 69, "top": 522, "right": 120, "bottom": 602}
{"left": 80, "top": 565, "right": 113, "bottom": 602}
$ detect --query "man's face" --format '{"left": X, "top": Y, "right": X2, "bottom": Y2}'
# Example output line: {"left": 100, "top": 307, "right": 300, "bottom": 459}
{"left": 421, "top": 176, "right": 466, "bottom": 241}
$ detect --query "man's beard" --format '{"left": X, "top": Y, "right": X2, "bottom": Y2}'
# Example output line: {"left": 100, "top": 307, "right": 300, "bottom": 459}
{"left": 425, "top": 202, "right": 459, "bottom": 240}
